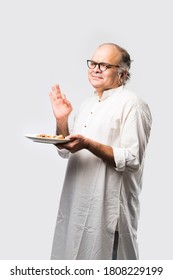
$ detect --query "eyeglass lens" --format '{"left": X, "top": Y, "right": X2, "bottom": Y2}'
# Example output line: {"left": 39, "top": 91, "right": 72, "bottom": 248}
{"left": 87, "top": 60, "right": 107, "bottom": 71}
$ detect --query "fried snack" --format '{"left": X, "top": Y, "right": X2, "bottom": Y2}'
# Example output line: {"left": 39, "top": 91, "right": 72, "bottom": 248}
{"left": 36, "top": 134, "right": 64, "bottom": 139}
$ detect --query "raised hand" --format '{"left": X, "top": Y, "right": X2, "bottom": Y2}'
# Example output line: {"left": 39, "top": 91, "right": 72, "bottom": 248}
{"left": 49, "top": 84, "right": 73, "bottom": 122}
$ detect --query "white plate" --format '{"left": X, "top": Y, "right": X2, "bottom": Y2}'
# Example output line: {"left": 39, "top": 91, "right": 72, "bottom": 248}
{"left": 25, "top": 134, "right": 71, "bottom": 144}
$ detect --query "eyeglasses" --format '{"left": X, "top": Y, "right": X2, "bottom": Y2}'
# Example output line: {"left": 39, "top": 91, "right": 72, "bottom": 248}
{"left": 87, "top": 60, "right": 119, "bottom": 72}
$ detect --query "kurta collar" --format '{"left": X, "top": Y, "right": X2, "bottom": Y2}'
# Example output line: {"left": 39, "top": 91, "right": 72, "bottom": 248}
{"left": 94, "top": 86, "right": 124, "bottom": 101}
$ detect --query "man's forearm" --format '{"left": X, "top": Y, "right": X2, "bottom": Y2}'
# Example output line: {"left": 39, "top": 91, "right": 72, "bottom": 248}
{"left": 56, "top": 119, "right": 69, "bottom": 137}
{"left": 86, "top": 138, "right": 116, "bottom": 167}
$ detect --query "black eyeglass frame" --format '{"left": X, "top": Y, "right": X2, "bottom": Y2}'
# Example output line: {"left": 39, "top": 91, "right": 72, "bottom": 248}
{"left": 87, "top": 60, "right": 119, "bottom": 71}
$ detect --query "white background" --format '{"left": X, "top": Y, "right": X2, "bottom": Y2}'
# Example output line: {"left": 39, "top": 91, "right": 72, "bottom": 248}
{"left": 0, "top": 0, "right": 172, "bottom": 260}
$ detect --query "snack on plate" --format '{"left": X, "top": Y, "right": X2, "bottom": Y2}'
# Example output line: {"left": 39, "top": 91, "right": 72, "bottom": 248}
{"left": 36, "top": 134, "right": 65, "bottom": 139}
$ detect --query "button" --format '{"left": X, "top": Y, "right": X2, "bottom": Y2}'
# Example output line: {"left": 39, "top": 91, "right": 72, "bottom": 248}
{"left": 84, "top": 125, "right": 87, "bottom": 128}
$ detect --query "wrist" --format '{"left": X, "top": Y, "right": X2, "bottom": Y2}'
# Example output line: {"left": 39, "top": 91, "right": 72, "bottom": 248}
{"left": 56, "top": 117, "right": 68, "bottom": 124}
{"left": 56, "top": 119, "right": 69, "bottom": 137}
{"left": 85, "top": 138, "right": 91, "bottom": 150}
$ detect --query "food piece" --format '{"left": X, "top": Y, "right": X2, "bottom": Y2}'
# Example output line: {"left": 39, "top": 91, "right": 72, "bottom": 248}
{"left": 36, "top": 134, "right": 65, "bottom": 139}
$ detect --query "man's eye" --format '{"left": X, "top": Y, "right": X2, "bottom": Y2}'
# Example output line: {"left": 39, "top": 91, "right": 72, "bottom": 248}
{"left": 100, "top": 63, "right": 105, "bottom": 67}
{"left": 103, "top": 64, "right": 110, "bottom": 68}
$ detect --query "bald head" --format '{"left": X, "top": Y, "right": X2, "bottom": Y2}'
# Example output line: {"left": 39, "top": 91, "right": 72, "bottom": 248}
{"left": 98, "top": 43, "right": 131, "bottom": 69}
{"left": 93, "top": 44, "right": 122, "bottom": 66}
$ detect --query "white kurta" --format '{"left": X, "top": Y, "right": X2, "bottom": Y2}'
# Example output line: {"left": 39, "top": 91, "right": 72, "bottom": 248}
{"left": 51, "top": 86, "right": 152, "bottom": 260}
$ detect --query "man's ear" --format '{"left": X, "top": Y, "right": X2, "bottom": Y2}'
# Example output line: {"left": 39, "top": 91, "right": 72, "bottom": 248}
{"left": 118, "top": 70, "right": 128, "bottom": 85}
{"left": 118, "top": 71, "right": 125, "bottom": 78}
{"left": 121, "top": 70, "right": 129, "bottom": 80}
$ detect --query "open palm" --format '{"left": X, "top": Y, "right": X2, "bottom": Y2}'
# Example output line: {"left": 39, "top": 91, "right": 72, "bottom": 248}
{"left": 49, "top": 84, "right": 73, "bottom": 121}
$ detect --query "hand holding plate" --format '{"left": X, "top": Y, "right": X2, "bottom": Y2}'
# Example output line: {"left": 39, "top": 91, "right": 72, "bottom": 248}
{"left": 55, "top": 134, "right": 89, "bottom": 153}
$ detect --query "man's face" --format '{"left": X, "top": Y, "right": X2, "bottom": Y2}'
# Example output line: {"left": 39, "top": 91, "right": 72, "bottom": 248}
{"left": 88, "top": 45, "right": 121, "bottom": 93}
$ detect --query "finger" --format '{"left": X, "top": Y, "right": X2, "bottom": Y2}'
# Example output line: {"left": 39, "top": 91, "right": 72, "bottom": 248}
{"left": 51, "top": 86, "right": 57, "bottom": 99}
{"left": 66, "top": 134, "right": 78, "bottom": 141}
{"left": 51, "top": 84, "right": 62, "bottom": 99}
{"left": 64, "top": 99, "right": 71, "bottom": 105}
{"left": 61, "top": 93, "right": 72, "bottom": 106}
{"left": 49, "top": 90, "right": 58, "bottom": 101}
{"left": 55, "top": 84, "right": 62, "bottom": 98}
{"left": 49, "top": 92, "right": 55, "bottom": 103}
{"left": 61, "top": 93, "right": 66, "bottom": 100}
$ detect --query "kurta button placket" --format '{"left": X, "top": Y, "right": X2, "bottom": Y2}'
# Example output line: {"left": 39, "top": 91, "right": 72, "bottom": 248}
{"left": 82, "top": 97, "right": 102, "bottom": 132}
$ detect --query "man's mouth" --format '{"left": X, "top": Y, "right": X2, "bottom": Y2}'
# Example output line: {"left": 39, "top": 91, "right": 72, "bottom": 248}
{"left": 91, "top": 75, "right": 103, "bottom": 80}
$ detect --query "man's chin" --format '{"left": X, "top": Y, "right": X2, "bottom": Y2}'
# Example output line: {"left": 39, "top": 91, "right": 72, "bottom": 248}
{"left": 90, "top": 81, "right": 103, "bottom": 89}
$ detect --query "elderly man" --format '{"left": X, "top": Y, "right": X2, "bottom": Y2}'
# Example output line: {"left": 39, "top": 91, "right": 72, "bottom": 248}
{"left": 49, "top": 43, "right": 152, "bottom": 260}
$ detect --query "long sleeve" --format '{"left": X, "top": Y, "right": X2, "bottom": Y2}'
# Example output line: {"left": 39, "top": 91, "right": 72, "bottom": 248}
{"left": 113, "top": 99, "right": 152, "bottom": 172}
